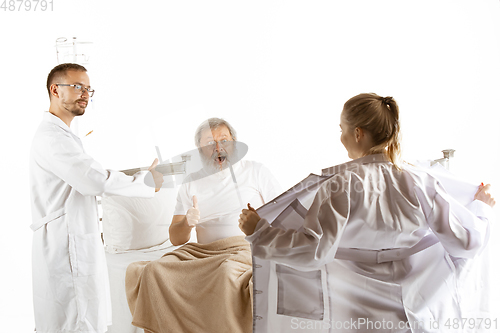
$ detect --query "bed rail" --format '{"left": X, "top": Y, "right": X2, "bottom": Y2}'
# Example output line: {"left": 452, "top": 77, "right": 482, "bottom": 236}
{"left": 431, "top": 149, "right": 455, "bottom": 170}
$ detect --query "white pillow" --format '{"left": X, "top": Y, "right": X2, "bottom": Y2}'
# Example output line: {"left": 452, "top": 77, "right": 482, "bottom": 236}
{"left": 101, "top": 188, "right": 178, "bottom": 253}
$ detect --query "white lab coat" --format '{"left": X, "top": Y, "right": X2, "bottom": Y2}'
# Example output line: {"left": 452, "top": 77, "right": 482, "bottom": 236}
{"left": 248, "top": 154, "right": 493, "bottom": 333}
{"left": 29, "top": 112, "right": 155, "bottom": 333}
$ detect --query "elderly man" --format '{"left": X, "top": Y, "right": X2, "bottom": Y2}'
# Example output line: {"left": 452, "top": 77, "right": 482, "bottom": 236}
{"left": 126, "top": 118, "right": 281, "bottom": 333}
{"left": 30, "top": 63, "right": 163, "bottom": 333}
{"left": 169, "top": 117, "right": 280, "bottom": 245}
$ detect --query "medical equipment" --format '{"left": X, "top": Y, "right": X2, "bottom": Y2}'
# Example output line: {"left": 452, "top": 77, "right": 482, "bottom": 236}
{"left": 431, "top": 149, "right": 455, "bottom": 170}
{"left": 55, "top": 37, "right": 92, "bottom": 65}
{"left": 120, "top": 161, "right": 186, "bottom": 176}
{"left": 120, "top": 141, "right": 248, "bottom": 189}
{"left": 54, "top": 37, "right": 94, "bottom": 139}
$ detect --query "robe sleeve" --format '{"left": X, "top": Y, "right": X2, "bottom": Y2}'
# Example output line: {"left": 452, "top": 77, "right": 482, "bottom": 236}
{"left": 247, "top": 174, "right": 350, "bottom": 271}
{"left": 33, "top": 130, "right": 155, "bottom": 198}
{"left": 418, "top": 181, "right": 492, "bottom": 259}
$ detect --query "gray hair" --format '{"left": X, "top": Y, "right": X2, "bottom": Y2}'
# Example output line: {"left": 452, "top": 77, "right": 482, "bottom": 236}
{"left": 194, "top": 118, "right": 237, "bottom": 147}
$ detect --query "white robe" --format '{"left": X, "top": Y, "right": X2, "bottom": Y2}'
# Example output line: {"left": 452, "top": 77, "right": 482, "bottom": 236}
{"left": 29, "top": 112, "right": 155, "bottom": 333}
{"left": 247, "top": 154, "right": 493, "bottom": 333}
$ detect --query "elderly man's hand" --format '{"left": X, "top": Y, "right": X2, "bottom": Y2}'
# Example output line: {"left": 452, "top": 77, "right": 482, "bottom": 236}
{"left": 239, "top": 203, "right": 261, "bottom": 236}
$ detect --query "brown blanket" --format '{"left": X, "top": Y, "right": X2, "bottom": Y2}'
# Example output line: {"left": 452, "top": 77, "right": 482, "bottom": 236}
{"left": 125, "top": 236, "right": 253, "bottom": 333}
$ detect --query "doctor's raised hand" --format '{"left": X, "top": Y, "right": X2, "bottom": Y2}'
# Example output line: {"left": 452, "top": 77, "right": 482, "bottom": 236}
{"left": 148, "top": 158, "right": 164, "bottom": 192}
{"left": 239, "top": 203, "right": 261, "bottom": 236}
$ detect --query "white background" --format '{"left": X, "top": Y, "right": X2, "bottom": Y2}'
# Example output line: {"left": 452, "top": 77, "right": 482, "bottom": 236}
{"left": 1, "top": 0, "right": 499, "bottom": 331}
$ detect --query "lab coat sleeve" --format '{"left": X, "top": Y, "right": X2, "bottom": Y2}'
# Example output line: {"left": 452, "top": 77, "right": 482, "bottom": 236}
{"left": 420, "top": 182, "right": 492, "bottom": 259}
{"left": 33, "top": 130, "right": 155, "bottom": 198}
{"left": 248, "top": 175, "right": 349, "bottom": 270}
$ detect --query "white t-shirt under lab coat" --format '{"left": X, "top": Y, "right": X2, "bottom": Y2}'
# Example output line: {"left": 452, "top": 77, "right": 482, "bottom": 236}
{"left": 247, "top": 154, "right": 493, "bottom": 333}
{"left": 29, "top": 112, "right": 155, "bottom": 333}
{"left": 174, "top": 160, "right": 281, "bottom": 244}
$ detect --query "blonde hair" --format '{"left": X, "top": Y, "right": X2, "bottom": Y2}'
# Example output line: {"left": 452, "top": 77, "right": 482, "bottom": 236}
{"left": 342, "top": 93, "right": 402, "bottom": 169}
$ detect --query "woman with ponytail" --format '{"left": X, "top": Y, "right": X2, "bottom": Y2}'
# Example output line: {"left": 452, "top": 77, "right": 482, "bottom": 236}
{"left": 239, "top": 93, "right": 495, "bottom": 332}
{"left": 340, "top": 93, "right": 401, "bottom": 168}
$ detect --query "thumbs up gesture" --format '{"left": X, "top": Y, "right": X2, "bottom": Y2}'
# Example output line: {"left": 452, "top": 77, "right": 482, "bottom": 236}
{"left": 239, "top": 203, "right": 261, "bottom": 236}
{"left": 186, "top": 195, "right": 201, "bottom": 227}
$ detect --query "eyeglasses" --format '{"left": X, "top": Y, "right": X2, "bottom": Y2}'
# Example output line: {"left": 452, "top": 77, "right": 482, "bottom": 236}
{"left": 56, "top": 84, "right": 95, "bottom": 97}
{"left": 201, "top": 139, "right": 233, "bottom": 149}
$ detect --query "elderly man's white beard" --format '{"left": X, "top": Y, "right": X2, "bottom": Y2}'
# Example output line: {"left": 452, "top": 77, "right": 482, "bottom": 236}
{"left": 200, "top": 149, "right": 236, "bottom": 175}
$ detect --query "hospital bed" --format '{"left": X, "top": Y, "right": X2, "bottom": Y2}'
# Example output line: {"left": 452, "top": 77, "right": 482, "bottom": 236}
{"left": 102, "top": 149, "right": 475, "bottom": 333}
{"left": 101, "top": 145, "right": 248, "bottom": 333}
{"left": 100, "top": 158, "right": 194, "bottom": 333}
{"left": 105, "top": 246, "right": 176, "bottom": 333}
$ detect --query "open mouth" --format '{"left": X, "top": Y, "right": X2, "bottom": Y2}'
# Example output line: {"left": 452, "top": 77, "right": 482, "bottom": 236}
{"left": 216, "top": 155, "right": 227, "bottom": 164}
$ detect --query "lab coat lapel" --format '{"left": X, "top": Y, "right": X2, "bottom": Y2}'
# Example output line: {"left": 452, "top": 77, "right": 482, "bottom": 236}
{"left": 43, "top": 112, "right": 84, "bottom": 149}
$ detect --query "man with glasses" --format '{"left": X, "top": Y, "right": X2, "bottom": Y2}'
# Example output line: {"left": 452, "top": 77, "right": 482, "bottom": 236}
{"left": 29, "top": 63, "right": 164, "bottom": 333}
{"left": 167, "top": 118, "right": 280, "bottom": 245}
{"left": 126, "top": 118, "right": 282, "bottom": 333}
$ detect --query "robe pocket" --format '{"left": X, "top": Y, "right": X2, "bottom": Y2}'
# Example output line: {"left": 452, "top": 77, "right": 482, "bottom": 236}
{"left": 37, "top": 211, "right": 71, "bottom": 277}
{"left": 276, "top": 264, "right": 324, "bottom": 320}
{"left": 68, "top": 233, "right": 102, "bottom": 277}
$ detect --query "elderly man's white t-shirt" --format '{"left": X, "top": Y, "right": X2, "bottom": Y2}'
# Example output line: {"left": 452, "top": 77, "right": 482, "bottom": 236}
{"left": 174, "top": 160, "right": 281, "bottom": 244}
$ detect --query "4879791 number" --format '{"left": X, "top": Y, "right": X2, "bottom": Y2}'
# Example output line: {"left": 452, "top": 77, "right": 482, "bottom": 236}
{"left": 1, "top": 0, "right": 53, "bottom": 11}
{"left": 444, "top": 318, "right": 498, "bottom": 330}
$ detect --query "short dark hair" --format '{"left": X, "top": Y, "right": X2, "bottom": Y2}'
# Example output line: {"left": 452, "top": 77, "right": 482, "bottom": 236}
{"left": 46, "top": 63, "right": 87, "bottom": 99}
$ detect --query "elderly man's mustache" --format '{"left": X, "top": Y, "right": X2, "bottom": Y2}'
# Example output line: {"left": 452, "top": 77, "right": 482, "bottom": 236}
{"left": 211, "top": 151, "right": 229, "bottom": 163}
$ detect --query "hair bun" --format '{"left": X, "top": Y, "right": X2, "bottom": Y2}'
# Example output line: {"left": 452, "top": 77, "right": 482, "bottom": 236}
{"left": 381, "top": 96, "right": 393, "bottom": 105}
